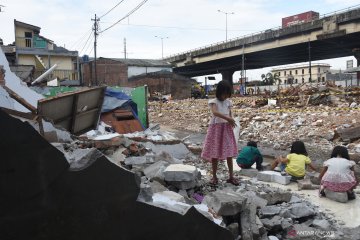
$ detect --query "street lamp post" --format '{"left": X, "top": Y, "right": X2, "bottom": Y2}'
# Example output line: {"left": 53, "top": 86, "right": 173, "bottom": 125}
{"left": 155, "top": 36, "right": 169, "bottom": 59}
{"left": 218, "top": 10, "right": 234, "bottom": 41}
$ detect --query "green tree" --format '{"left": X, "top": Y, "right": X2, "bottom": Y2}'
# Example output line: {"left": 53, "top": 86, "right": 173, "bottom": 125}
{"left": 261, "top": 72, "right": 275, "bottom": 85}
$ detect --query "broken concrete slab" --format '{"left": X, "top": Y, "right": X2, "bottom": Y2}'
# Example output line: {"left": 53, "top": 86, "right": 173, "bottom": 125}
{"left": 204, "top": 189, "right": 247, "bottom": 216}
{"left": 257, "top": 191, "right": 292, "bottom": 205}
{"left": 0, "top": 109, "right": 234, "bottom": 240}
{"left": 145, "top": 142, "right": 192, "bottom": 159}
{"left": 124, "top": 155, "right": 155, "bottom": 165}
{"left": 153, "top": 191, "right": 186, "bottom": 203}
{"left": 257, "top": 171, "right": 273, "bottom": 182}
{"left": 240, "top": 203, "right": 260, "bottom": 240}
{"left": 148, "top": 180, "right": 168, "bottom": 193}
{"left": 260, "top": 206, "right": 282, "bottom": 217}
{"left": 312, "top": 219, "right": 330, "bottom": 230}
{"left": 260, "top": 215, "right": 282, "bottom": 230}
{"left": 164, "top": 164, "right": 199, "bottom": 182}
{"left": 243, "top": 191, "right": 268, "bottom": 208}
{"left": 143, "top": 160, "right": 169, "bottom": 182}
{"left": 324, "top": 189, "right": 348, "bottom": 203}
{"left": 227, "top": 223, "right": 239, "bottom": 239}
{"left": 290, "top": 202, "right": 315, "bottom": 219}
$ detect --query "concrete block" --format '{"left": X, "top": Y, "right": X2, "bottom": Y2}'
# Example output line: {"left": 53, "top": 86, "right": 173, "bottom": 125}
{"left": 243, "top": 191, "right": 268, "bottom": 208}
{"left": 204, "top": 189, "right": 247, "bottom": 216}
{"left": 272, "top": 174, "right": 291, "bottom": 185}
{"left": 239, "top": 168, "right": 259, "bottom": 178}
{"left": 164, "top": 164, "right": 198, "bottom": 182}
{"left": 324, "top": 189, "right": 348, "bottom": 203}
{"left": 257, "top": 171, "right": 290, "bottom": 185}
{"left": 257, "top": 171, "right": 273, "bottom": 182}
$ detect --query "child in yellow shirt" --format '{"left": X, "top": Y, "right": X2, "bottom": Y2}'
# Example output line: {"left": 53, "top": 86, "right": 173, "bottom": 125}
{"left": 271, "top": 141, "right": 317, "bottom": 181}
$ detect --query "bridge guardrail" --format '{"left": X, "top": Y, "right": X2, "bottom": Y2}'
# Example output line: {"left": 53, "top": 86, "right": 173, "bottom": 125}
{"left": 164, "top": 4, "right": 360, "bottom": 60}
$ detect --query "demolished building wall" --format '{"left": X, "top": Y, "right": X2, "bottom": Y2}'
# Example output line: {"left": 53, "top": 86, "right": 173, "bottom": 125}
{"left": 0, "top": 110, "right": 232, "bottom": 240}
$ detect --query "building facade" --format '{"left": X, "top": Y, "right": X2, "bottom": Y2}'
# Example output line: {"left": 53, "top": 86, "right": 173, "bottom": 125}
{"left": 14, "top": 20, "right": 79, "bottom": 82}
{"left": 81, "top": 57, "right": 172, "bottom": 86}
{"left": 271, "top": 63, "right": 331, "bottom": 84}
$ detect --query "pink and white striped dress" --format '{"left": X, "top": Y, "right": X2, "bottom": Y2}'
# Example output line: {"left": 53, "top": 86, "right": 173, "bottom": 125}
{"left": 321, "top": 157, "right": 357, "bottom": 192}
{"left": 201, "top": 98, "right": 238, "bottom": 162}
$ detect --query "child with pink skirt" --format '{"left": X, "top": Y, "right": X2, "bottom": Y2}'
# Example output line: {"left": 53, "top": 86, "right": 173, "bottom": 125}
{"left": 319, "top": 146, "right": 358, "bottom": 200}
{"left": 201, "top": 80, "right": 239, "bottom": 186}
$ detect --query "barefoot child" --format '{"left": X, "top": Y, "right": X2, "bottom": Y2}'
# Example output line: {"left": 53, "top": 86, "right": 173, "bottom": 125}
{"left": 201, "top": 80, "right": 239, "bottom": 186}
{"left": 271, "top": 141, "right": 317, "bottom": 181}
{"left": 319, "top": 146, "right": 358, "bottom": 200}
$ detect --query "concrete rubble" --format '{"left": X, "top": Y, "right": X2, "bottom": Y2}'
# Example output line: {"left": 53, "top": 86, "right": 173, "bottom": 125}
{"left": 1, "top": 56, "right": 360, "bottom": 239}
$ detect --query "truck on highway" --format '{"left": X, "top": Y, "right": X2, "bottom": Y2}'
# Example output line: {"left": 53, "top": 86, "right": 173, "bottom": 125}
{"left": 282, "top": 11, "right": 319, "bottom": 28}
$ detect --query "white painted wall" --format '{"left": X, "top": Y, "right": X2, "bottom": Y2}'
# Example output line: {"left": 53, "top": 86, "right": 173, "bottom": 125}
{"left": 128, "top": 66, "right": 172, "bottom": 78}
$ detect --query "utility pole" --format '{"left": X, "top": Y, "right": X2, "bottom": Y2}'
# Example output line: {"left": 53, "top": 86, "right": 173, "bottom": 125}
{"left": 155, "top": 36, "right": 168, "bottom": 59}
{"left": 92, "top": 14, "right": 99, "bottom": 86}
{"left": 308, "top": 39, "right": 312, "bottom": 84}
{"left": 124, "top": 38, "right": 127, "bottom": 59}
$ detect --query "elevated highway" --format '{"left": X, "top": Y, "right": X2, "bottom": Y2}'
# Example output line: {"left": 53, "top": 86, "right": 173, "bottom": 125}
{"left": 165, "top": 6, "right": 360, "bottom": 83}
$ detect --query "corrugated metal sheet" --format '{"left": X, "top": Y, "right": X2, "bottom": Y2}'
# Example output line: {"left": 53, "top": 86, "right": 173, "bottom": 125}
{"left": 37, "top": 87, "right": 105, "bottom": 135}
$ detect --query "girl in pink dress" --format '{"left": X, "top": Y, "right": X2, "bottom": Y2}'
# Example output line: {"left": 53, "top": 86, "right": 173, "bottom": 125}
{"left": 201, "top": 80, "right": 238, "bottom": 186}
{"left": 319, "top": 146, "right": 358, "bottom": 200}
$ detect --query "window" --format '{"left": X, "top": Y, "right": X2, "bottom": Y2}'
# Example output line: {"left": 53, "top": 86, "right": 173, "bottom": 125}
{"left": 302, "top": 69, "right": 304, "bottom": 74}
{"left": 284, "top": 71, "right": 286, "bottom": 75}
{"left": 24, "top": 32, "right": 32, "bottom": 48}
{"left": 295, "top": 79, "right": 298, "bottom": 83}
{"left": 302, "top": 78, "right": 305, "bottom": 83}
{"left": 318, "top": 67, "right": 321, "bottom": 73}
{"left": 295, "top": 70, "right": 298, "bottom": 74}
{"left": 318, "top": 77, "right": 321, "bottom": 82}
{"left": 290, "top": 70, "right": 292, "bottom": 75}
{"left": 322, "top": 77, "right": 325, "bottom": 82}
{"left": 284, "top": 80, "right": 287, "bottom": 84}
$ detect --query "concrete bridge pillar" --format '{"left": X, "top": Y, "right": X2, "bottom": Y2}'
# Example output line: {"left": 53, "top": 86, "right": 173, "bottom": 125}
{"left": 353, "top": 48, "right": 360, "bottom": 84}
{"left": 220, "top": 70, "right": 235, "bottom": 90}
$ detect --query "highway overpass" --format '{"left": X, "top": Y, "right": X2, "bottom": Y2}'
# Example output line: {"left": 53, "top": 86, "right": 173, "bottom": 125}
{"left": 165, "top": 6, "right": 360, "bottom": 83}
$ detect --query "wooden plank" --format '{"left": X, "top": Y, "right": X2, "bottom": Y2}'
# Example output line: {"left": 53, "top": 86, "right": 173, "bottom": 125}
{"left": 53, "top": 108, "right": 99, "bottom": 125}
{"left": 3, "top": 86, "right": 37, "bottom": 113}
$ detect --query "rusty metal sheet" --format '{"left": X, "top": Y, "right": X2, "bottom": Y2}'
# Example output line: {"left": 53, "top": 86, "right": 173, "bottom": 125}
{"left": 101, "top": 109, "right": 143, "bottom": 134}
{"left": 37, "top": 87, "right": 106, "bottom": 135}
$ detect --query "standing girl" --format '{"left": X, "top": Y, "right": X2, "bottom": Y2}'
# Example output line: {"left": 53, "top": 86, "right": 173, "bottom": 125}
{"left": 201, "top": 80, "right": 239, "bottom": 186}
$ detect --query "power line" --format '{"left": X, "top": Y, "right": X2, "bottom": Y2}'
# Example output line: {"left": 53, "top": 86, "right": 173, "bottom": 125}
{"left": 99, "top": 21, "right": 260, "bottom": 32}
{"left": 79, "top": 30, "right": 94, "bottom": 55}
{"left": 99, "top": 0, "right": 126, "bottom": 19}
{"left": 99, "top": 0, "right": 148, "bottom": 34}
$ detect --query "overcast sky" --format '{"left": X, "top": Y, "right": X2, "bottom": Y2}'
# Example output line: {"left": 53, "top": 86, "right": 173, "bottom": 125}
{"left": 0, "top": 0, "right": 359, "bottom": 82}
